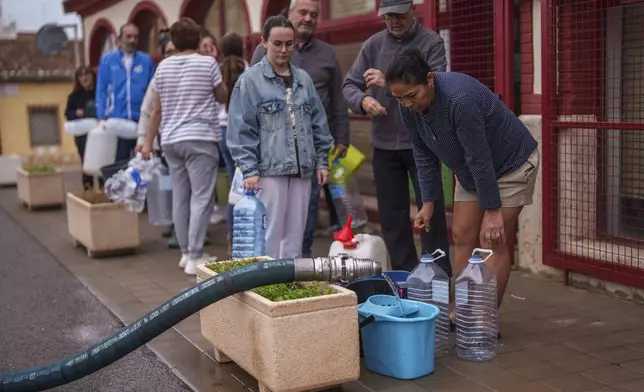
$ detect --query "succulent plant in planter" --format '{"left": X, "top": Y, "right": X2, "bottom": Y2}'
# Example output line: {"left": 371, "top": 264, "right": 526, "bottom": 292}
{"left": 76, "top": 188, "right": 111, "bottom": 205}
{"left": 23, "top": 164, "right": 57, "bottom": 174}
{"left": 207, "top": 259, "right": 335, "bottom": 302}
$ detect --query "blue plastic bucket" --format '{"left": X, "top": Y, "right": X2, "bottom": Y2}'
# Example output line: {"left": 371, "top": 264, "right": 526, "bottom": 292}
{"left": 358, "top": 295, "right": 439, "bottom": 380}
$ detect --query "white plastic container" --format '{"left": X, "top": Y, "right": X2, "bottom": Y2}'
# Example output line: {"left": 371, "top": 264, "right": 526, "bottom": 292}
{"left": 328, "top": 215, "right": 391, "bottom": 271}
{"left": 105, "top": 118, "right": 138, "bottom": 139}
{"left": 64, "top": 119, "right": 99, "bottom": 136}
{"left": 83, "top": 125, "right": 118, "bottom": 175}
{"left": 0, "top": 155, "right": 22, "bottom": 185}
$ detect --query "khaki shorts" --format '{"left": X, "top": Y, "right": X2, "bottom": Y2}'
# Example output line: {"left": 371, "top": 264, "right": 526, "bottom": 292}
{"left": 454, "top": 149, "right": 540, "bottom": 207}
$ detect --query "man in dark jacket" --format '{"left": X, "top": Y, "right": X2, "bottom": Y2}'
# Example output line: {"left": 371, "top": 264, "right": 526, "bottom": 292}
{"left": 342, "top": 0, "right": 451, "bottom": 274}
{"left": 251, "top": 0, "right": 350, "bottom": 257}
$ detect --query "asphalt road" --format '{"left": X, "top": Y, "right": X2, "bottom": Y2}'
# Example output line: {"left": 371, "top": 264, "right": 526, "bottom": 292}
{"left": 0, "top": 208, "right": 191, "bottom": 392}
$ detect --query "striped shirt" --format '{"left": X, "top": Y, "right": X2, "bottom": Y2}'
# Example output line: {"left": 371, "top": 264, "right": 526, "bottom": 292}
{"left": 398, "top": 72, "right": 538, "bottom": 211}
{"left": 151, "top": 53, "right": 223, "bottom": 145}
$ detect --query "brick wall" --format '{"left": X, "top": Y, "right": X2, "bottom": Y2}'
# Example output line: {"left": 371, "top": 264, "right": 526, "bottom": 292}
{"left": 328, "top": 0, "right": 376, "bottom": 19}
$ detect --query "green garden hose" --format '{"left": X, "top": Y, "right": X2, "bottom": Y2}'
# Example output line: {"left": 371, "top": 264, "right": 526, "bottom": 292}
{"left": 0, "top": 256, "right": 380, "bottom": 392}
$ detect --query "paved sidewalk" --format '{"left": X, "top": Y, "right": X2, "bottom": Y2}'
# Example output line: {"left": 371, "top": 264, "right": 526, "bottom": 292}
{"left": 3, "top": 187, "right": 644, "bottom": 392}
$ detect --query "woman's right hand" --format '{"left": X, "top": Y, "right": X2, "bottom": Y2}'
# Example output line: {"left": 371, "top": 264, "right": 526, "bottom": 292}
{"left": 244, "top": 176, "right": 261, "bottom": 190}
{"left": 75, "top": 109, "right": 84, "bottom": 117}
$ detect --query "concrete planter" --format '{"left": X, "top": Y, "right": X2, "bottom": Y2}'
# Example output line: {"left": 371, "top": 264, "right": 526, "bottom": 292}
{"left": 16, "top": 168, "right": 65, "bottom": 210}
{"left": 196, "top": 261, "right": 360, "bottom": 392}
{"left": 66, "top": 192, "right": 140, "bottom": 257}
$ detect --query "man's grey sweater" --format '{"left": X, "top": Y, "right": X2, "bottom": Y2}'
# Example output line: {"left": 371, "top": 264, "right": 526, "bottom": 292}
{"left": 342, "top": 21, "right": 446, "bottom": 150}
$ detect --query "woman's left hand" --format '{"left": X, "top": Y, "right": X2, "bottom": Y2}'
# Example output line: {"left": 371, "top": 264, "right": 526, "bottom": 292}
{"left": 140, "top": 143, "right": 154, "bottom": 160}
{"left": 480, "top": 210, "right": 505, "bottom": 248}
{"left": 317, "top": 169, "right": 329, "bottom": 186}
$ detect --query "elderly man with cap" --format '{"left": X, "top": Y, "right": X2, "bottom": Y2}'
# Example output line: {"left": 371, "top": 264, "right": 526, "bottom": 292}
{"left": 342, "top": 0, "right": 451, "bottom": 275}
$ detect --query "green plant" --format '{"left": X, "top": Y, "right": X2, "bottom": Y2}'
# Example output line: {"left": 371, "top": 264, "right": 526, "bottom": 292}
{"left": 23, "top": 164, "right": 56, "bottom": 174}
{"left": 207, "top": 258, "right": 335, "bottom": 302}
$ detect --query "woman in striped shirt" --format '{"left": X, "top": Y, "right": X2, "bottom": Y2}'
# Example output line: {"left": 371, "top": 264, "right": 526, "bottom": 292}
{"left": 141, "top": 18, "right": 228, "bottom": 275}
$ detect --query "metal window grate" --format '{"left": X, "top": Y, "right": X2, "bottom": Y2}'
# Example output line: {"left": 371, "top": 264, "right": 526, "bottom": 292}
{"left": 543, "top": 0, "right": 644, "bottom": 286}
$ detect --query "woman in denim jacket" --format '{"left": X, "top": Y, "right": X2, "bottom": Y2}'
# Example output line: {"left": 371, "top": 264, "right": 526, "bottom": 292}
{"left": 227, "top": 15, "right": 334, "bottom": 259}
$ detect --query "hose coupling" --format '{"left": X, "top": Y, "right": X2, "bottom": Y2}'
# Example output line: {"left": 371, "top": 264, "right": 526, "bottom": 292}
{"left": 293, "top": 254, "right": 382, "bottom": 283}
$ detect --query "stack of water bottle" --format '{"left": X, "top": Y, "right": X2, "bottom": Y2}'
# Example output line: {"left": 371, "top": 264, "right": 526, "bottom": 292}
{"left": 406, "top": 248, "right": 499, "bottom": 362}
{"left": 359, "top": 248, "right": 499, "bottom": 380}
{"left": 104, "top": 154, "right": 161, "bottom": 213}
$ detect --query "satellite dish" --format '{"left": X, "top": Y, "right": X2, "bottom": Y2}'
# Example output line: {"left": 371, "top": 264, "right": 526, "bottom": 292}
{"left": 36, "top": 23, "right": 69, "bottom": 55}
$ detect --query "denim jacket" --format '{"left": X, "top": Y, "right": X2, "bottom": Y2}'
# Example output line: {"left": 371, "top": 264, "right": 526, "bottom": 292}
{"left": 227, "top": 56, "right": 333, "bottom": 179}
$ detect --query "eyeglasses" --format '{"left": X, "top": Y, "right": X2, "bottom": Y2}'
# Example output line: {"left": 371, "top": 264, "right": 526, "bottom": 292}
{"left": 269, "top": 40, "right": 297, "bottom": 50}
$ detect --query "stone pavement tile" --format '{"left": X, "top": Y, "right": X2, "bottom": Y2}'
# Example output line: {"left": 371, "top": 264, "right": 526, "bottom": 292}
{"left": 614, "top": 378, "right": 644, "bottom": 391}
{"left": 562, "top": 336, "right": 618, "bottom": 354}
{"left": 494, "top": 350, "right": 552, "bottom": 370}
{"left": 438, "top": 355, "right": 505, "bottom": 377}
{"left": 588, "top": 347, "right": 644, "bottom": 365}
{"left": 540, "top": 374, "right": 604, "bottom": 392}
{"left": 413, "top": 364, "right": 463, "bottom": 387}
{"left": 358, "top": 364, "right": 424, "bottom": 391}
{"left": 549, "top": 353, "right": 611, "bottom": 372}
{"left": 524, "top": 344, "right": 581, "bottom": 361}
{"left": 602, "top": 330, "right": 644, "bottom": 346}
{"left": 512, "top": 362, "right": 572, "bottom": 381}
{"left": 581, "top": 365, "right": 643, "bottom": 385}
{"left": 421, "top": 378, "right": 492, "bottom": 392}
{"left": 468, "top": 368, "right": 536, "bottom": 392}
{"left": 544, "top": 314, "right": 602, "bottom": 329}
{"left": 620, "top": 358, "right": 644, "bottom": 374}
{"left": 573, "top": 320, "right": 640, "bottom": 336}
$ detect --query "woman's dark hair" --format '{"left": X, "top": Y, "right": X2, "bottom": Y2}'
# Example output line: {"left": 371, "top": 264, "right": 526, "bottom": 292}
{"left": 220, "top": 56, "right": 246, "bottom": 112}
{"left": 73, "top": 65, "right": 96, "bottom": 92}
{"left": 262, "top": 15, "right": 295, "bottom": 40}
{"left": 221, "top": 32, "right": 243, "bottom": 58}
{"left": 169, "top": 17, "right": 201, "bottom": 52}
{"left": 385, "top": 48, "right": 432, "bottom": 85}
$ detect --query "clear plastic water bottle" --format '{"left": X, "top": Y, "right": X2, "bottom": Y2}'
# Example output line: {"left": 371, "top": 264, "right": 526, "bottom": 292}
{"left": 232, "top": 190, "right": 267, "bottom": 259}
{"left": 455, "top": 248, "right": 498, "bottom": 362}
{"left": 405, "top": 249, "right": 450, "bottom": 357}
{"left": 328, "top": 159, "right": 367, "bottom": 229}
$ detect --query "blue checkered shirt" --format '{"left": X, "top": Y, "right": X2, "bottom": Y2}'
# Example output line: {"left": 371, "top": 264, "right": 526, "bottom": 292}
{"left": 398, "top": 72, "right": 538, "bottom": 211}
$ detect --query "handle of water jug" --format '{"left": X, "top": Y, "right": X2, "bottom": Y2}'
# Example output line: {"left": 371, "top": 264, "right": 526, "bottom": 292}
{"left": 430, "top": 249, "right": 447, "bottom": 260}
{"left": 472, "top": 248, "right": 494, "bottom": 262}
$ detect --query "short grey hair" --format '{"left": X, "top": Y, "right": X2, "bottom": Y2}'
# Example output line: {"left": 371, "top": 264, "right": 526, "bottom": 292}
{"left": 290, "top": 0, "right": 297, "bottom": 11}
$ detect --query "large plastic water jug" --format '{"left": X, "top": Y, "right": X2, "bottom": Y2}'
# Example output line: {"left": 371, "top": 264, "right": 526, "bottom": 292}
{"left": 455, "top": 248, "right": 498, "bottom": 362}
{"left": 232, "top": 189, "right": 267, "bottom": 259}
{"left": 328, "top": 215, "right": 390, "bottom": 271}
{"left": 146, "top": 166, "right": 173, "bottom": 226}
{"left": 105, "top": 118, "right": 138, "bottom": 139}
{"left": 83, "top": 125, "right": 117, "bottom": 175}
{"left": 406, "top": 249, "right": 450, "bottom": 357}
{"left": 65, "top": 119, "right": 99, "bottom": 136}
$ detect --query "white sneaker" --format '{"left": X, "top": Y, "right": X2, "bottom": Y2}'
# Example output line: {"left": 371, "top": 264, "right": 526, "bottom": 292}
{"left": 179, "top": 254, "right": 190, "bottom": 269}
{"left": 210, "top": 205, "right": 226, "bottom": 224}
{"left": 184, "top": 254, "right": 217, "bottom": 276}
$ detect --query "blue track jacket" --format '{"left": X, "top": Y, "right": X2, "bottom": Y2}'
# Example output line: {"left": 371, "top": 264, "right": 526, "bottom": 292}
{"left": 95, "top": 49, "right": 154, "bottom": 121}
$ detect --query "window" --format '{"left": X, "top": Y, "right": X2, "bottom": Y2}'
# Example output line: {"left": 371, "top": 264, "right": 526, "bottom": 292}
{"left": 28, "top": 107, "right": 60, "bottom": 148}
{"left": 603, "top": 3, "right": 644, "bottom": 240}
